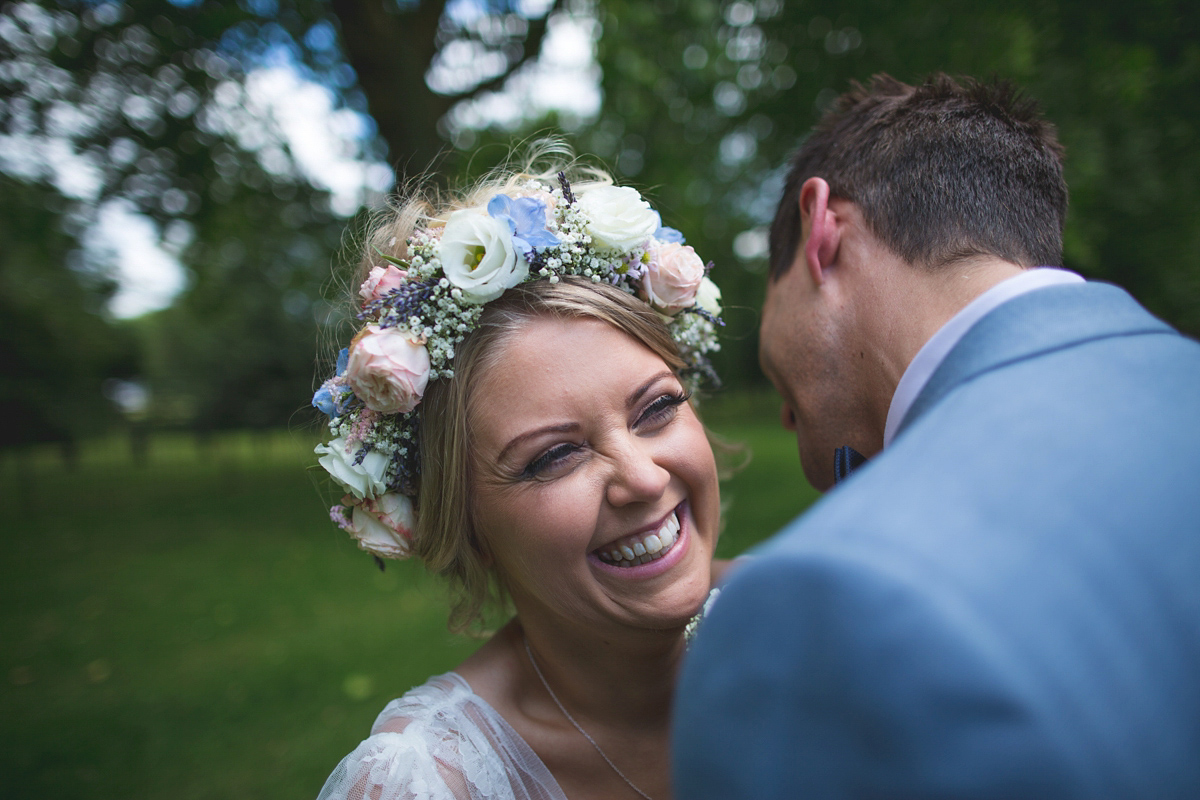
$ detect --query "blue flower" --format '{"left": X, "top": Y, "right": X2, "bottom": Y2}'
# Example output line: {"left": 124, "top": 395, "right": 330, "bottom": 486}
{"left": 313, "top": 384, "right": 339, "bottom": 417}
{"left": 652, "top": 211, "right": 685, "bottom": 244}
{"left": 487, "top": 194, "right": 560, "bottom": 255}
{"left": 313, "top": 349, "right": 352, "bottom": 418}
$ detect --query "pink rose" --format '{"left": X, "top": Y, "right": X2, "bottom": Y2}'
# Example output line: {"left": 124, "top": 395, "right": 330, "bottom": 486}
{"left": 359, "top": 265, "right": 407, "bottom": 303}
{"left": 642, "top": 243, "right": 705, "bottom": 313}
{"left": 345, "top": 492, "right": 415, "bottom": 559}
{"left": 345, "top": 325, "right": 431, "bottom": 414}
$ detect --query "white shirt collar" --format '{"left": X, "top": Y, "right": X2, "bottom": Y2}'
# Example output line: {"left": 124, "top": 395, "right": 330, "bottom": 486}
{"left": 883, "top": 267, "right": 1085, "bottom": 447}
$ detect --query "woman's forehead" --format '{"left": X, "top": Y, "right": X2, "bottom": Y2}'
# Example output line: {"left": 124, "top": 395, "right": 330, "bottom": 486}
{"left": 470, "top": 317, "right": 670, "bottom": 434}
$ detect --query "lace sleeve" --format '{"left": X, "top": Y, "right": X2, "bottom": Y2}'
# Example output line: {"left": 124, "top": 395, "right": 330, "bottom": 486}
{"left": 316, "top": 676, "right": 564, "bottom": 800}
{"left": 316, "top": 724, "right": 467, "bottom": 800}
{"left": 316, "top": 673, "right": 565, "bottom": 800}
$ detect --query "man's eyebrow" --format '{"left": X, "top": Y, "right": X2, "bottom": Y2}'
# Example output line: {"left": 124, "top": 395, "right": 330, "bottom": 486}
{"left": 496, "top": 422, "right": 580, "bottom": 464}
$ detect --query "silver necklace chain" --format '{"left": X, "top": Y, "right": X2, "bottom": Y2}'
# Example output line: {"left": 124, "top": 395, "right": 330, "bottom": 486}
{"left": 523, "top": 637, "right": 655, "bottom": 800}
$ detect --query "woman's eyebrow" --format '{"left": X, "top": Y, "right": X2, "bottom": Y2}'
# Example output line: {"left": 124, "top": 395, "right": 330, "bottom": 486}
{"left": 626, "top": 371, "right": 675, "bottom": 408}
{"left": 493, "top": 371, "right": 674, "bottom": 463}
{"left": 496, "top": 422, "right": 580, "bottom": 464}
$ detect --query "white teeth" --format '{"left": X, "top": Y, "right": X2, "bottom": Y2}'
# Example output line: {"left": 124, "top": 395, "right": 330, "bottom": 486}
{"left": 596, "top": 511, "right": 682, "bottom": 567}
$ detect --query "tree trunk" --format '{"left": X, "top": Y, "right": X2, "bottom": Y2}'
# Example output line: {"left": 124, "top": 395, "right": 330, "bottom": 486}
{"left": 329, "top": 0, "right": 455, "bottom": 183}
{"left": 329, "top": 0, "right": 560, "bottom": 184}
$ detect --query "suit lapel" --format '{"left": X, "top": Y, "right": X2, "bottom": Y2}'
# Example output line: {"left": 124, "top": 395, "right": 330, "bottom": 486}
{"left": 895, "top": 282, "right": 1176, "bottom": 440}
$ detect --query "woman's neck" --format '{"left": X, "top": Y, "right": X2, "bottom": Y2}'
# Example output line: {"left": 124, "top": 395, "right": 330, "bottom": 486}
{"left": 455, "top": 610, "right": 688, "bottom": 800}
{"left": 517, "top": 615, "right": 683, "bottom": 727}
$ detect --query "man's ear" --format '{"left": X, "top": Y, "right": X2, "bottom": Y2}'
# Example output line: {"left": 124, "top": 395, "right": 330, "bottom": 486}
{"left": 800, "top": 177, "right": 839, "bottom": 286}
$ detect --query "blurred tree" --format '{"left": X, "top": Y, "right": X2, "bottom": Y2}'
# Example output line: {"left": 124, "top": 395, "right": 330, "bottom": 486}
{"left": 3, "top": 0, "right": 1197, "bottom": 438}
{"left": 0, "top": 0, "right": 561, "bottom": 433}
{"left": 0, "top": 175, "right": 136, "bottom": 452}
{"left": 568, "top": 0, "right": 1200, "bottom": 386}
{"left": 138, "top": 168, "right": 346, "bottom": 432}
{"left": 330, "top": 0, "right": 561, "bottom": 180}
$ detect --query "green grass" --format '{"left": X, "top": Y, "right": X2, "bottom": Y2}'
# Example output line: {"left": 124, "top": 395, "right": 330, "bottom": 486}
{"left": 0, "top": 408, "right": 816, "bottom": 799}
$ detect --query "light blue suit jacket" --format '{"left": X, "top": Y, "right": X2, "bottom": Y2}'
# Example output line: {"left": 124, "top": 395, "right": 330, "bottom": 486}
{"left": 674, "top": 282, "right": 1200, "bottom": 799}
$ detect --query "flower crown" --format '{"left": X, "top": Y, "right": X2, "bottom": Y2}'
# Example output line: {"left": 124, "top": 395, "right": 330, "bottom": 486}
{"left": 313, "top": 172, "right": 722, "bottom": 563}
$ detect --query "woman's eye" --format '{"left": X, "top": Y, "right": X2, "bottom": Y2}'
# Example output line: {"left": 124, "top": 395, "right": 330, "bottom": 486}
{"left": 635, "top": 391, "right": 690, "bottom": 429}
{"left": 521, "top": 443, "right": 580, "bottom": 479}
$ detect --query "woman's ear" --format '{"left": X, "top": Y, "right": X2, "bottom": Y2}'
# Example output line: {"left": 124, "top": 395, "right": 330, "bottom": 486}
{"left": 799, "top": 177, "right": 839, "bottom": 286}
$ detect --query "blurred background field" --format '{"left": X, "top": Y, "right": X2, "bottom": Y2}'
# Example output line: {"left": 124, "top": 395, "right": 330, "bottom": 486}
{"left": 0, "top": 399, "right": 814, "bottom": 799}
{"left": 3, "top": 0, "right": 1198, "bottom": 797}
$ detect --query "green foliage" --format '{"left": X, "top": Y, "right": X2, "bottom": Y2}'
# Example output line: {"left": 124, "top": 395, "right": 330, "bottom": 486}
{"left": 0, "top": 412, "right": 811, "bottom": 798}
{"left": 1, "top": 0, "right": 353, "bottom": 433}
{"left": 140, "top": 177, "right": 350, "bottom": 431}
{"left": 0, "top": 176, "right": 136, "bottom": 448}
{"left": 560, "top": 0, "right": 1200, "bottom": 385}
{"left": 5, "top": 0, "right": 1198, "bottom": 434}
{"left": 1, "top": 0, "right": 568, "bottom": 435}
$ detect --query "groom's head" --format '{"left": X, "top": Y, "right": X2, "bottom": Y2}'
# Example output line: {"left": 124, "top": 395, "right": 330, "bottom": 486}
{"left": 760, "top": 74, "right": 1068, "bottom": 489}
{"left": 768, "top": 73, "right": 1067, "bottom": 280}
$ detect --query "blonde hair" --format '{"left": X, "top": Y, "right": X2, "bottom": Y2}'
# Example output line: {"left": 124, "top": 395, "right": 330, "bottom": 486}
{"left": 414, "top": 277, "right": 687, "bottom": 631}
{"left": 344, "top": 148, "right": 700, "bottom": 632}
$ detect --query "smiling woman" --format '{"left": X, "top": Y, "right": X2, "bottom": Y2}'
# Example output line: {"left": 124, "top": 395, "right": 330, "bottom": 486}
{"left": 312, "top": 152, "right": 728, "bottom": 800}
{"left": 465, "top": 306, "right": 719, "bottom": 635}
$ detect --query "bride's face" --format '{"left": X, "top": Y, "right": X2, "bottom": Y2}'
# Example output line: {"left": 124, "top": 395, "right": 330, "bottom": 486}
{"left": 469, "top": 315, "right": 720, "bottom": 634}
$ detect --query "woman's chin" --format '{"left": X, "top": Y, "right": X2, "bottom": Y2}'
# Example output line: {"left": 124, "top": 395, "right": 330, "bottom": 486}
{"left": 586, "top": 500, "right": 715, "bottom": 627}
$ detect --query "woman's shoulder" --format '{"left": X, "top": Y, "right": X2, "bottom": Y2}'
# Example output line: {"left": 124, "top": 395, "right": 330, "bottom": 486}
{"left": 371, "top": 671, "right": 477, "bottom": 734}
{"left": 317, "top": 672, "right": 563, "bottom": 800}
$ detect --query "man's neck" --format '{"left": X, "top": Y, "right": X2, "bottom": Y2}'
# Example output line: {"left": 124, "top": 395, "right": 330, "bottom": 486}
{"left": 856, "top": 256, "right": 1027, "bottom": 445}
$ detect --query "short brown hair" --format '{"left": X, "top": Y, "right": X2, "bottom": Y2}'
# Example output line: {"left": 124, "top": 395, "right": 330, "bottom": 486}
{"left": 769, "top": 73, "right": 1068, "bottom": 278}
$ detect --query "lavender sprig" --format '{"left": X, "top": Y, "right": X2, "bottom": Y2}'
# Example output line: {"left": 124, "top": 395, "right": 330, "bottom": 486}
{"left": 557, "top": 171, "right": 576, "bottom": 205}
{"left": 527, "top": 248, "right": 549, "bottom": 275}
{"left": 352, "top": 444, "right": 372, "bottom": 466}
{"left": 389, "top": 446, "right": 420, "bottom": 497}
{"left": 680, "top": 305, "right": 725, "bottom": 326}
{"left": 358, "top": 279, "right": 439, "bottom": 327}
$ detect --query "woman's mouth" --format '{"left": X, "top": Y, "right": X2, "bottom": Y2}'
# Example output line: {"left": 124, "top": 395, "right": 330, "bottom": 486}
{"left": 595, "top": 510, "right": 681, "bottom": 567}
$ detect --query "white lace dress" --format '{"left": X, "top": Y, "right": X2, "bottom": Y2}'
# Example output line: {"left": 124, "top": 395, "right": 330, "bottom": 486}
{"left": 316, "top": 672, "right": 566, "bottom": 800}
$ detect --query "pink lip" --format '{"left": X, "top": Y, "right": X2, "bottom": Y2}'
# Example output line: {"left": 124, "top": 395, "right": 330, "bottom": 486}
{"left": 587, "top": 501, "right": 691, "bottom": 579}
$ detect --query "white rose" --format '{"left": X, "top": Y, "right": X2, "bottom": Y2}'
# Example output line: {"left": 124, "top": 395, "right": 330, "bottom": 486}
{"left": 695, "top": 276, "right": 723, "bottom": 317}
{"left": 315, "top": 436, "right": 390, "bottom": 500}
{"left": 439, "top": 209, "right": 527, "bottom": 303}
{"left": 347, "top": 493, "right": 415, "bottom": 559}
{"left": 575, "top": 185, "right": 659, "bottom": 251}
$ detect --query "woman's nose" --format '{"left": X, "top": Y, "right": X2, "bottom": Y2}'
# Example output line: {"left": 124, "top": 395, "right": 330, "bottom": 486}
{"left": 605, "top": 439, "right": 671, "bottom": 507}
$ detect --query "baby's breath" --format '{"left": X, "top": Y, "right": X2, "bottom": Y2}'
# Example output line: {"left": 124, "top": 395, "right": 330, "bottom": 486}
{"left": 320, "top": 175, "right": 721, "bottom": 500}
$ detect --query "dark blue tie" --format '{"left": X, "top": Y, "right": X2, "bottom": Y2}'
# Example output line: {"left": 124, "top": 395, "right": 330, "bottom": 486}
{"left": 833, "top": 445, "right": 867, "bottom": 484}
